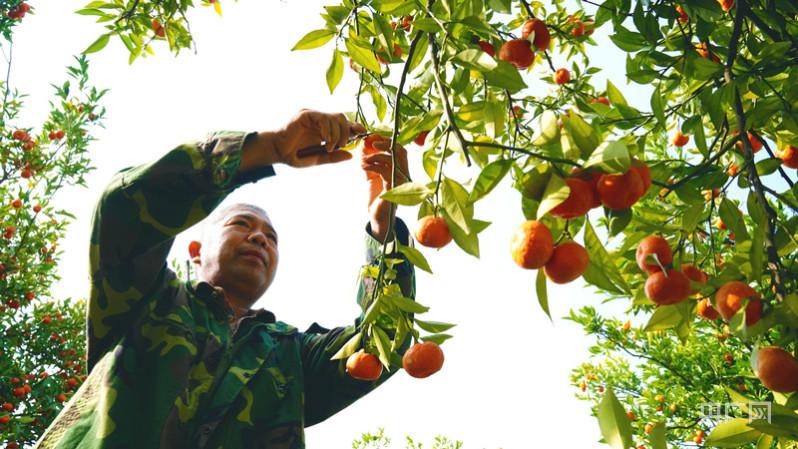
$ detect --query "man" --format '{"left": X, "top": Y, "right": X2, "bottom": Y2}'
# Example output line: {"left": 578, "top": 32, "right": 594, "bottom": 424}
{"left": 34, "top": 110, "right": 416, "bottom": 449}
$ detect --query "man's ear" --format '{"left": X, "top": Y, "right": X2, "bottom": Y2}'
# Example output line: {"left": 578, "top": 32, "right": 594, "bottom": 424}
{"left": 188, "top": 241, "right": 202, "bottom": 264}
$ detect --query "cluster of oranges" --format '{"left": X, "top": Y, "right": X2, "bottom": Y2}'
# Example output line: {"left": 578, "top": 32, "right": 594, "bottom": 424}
{"left": 346, "top": 341, "right": 444, "bottom": 381}
{"left": 6, "top": 2, "right": 29, "bottom": 20}
{"left": 636, "top": 235, "right": 798, "bottom": 393}
{"left": 411, "top": 157, "right": 653, "bottom": 287}
{"left": 636, "top": 236, "right": 704, "bottom": 305}
{"left": 509, "top": 221, "right": 588, "bottom": 283}
{"left": 480, "top": 19, "right": 573, "bottom": 85}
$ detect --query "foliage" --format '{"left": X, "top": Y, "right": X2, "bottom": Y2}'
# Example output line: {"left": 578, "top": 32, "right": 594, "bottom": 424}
{"left": 287, "top": 0, "right": 798, "bottom": 446}
{"left": 76, "top": 0, "right": 233, "bottom": 64}
{"left": 0, "top": 32, "right": 107, "bottom": 449}
{"left": 352, "top": 428, "right": 466, "bottom": 449}
{"left": 569, "top": 306, "right": 777, "bottom": 448}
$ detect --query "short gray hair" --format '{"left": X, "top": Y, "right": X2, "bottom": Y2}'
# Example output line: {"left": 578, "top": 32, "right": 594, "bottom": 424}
{"left": 200, "top": 202, "right": 270, "bottom": 242}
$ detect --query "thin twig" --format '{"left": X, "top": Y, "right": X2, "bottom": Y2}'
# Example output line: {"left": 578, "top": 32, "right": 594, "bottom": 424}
{"left": 429, "top": 37, "right": 471, "bottom": 166}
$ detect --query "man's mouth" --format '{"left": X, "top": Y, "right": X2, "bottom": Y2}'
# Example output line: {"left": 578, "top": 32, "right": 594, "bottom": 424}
{"left": 240, "top": 250, "right": 267, "bottom": 267}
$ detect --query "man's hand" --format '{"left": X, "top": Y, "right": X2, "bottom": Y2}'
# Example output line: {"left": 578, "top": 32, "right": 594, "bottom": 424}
{"left": 241, "top": 110, "right": 367, "bottom": 171}
{"left": 361, "top": 138, "right": 410, "bottom": 242}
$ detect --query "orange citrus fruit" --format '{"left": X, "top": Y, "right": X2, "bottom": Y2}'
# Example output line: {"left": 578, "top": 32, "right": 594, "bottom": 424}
{"left": 510, "top": 220, "right": 554, "bottom": 269}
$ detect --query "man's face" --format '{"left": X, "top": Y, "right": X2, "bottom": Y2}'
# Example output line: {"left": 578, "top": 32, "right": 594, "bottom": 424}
{"left": 192, "top": 204, "right": 279, "bottom": 306}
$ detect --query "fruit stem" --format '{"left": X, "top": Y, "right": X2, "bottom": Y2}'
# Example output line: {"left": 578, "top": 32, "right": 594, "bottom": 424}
{"left": 651, "top": 253, "right": 668, "bottom": 276}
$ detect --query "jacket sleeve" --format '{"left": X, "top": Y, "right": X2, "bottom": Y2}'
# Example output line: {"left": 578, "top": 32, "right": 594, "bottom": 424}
{"left": 86, "top": 131, "right": 275, "bottom": 370}
{"left": 300, "top": 218, "right": 416, "bottom": 427}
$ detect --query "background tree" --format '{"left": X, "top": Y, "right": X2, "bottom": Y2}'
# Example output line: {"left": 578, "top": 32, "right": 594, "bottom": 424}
{"left": 0, "top": 3, "right": 107, "bottom": 447}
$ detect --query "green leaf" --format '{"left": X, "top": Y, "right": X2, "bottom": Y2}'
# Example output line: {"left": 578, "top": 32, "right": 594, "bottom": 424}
{"left": 649, "top": 421, "right": 667, "bottom": 449}
{"left": 397, "top": 242, "right": 432, "bottom": 274}
{"left": 706, "top": 418, "right": 761, "bottom": 447}
{"left": 747, "top": 191, "right": 766, "bottom": 229}
{"left": 330, "top": 331, "right": 362, "bottom": 360}
{"left": 610, "top": 26, "right": 647, "bottom": 52}
{"left": 407, "top": 32, "right": 429, "bottom": 73}
{"left": 442, "top": 178, "right": 471, "bottom": 234}
{"left": 583, "top": 261, "right": 623, "bottom": 294}
{"left": 537, "top": 173, "right": 569, "bottom": 219}
{"left": 380, "top": 182, "right": 433, "bottom": 205}
{"left": 536, "top": 269, "right": 552, "bottom": 321}
{"left": 750, "top": 225, "right": 764, "bottom": 280}
{"left": 373, "top": 325, "right": 392, "bottom": 368}
{"left": 597, "top": 389, "right": 635, "bottom": 449}
{"left": 371, "top": 11, "right": 393, "bottom": 54}
{"left": 584, "top": 140, "right": 631, "bottom": 173}
{"left": 484, "top": 60, "right": 527, "bottom": 93}
{"left": 390, "top": 316, "right": 410, "bottom": 352}
{"left": 719, "top": 198, "right": 750, "bottom": 242}
{"left": 469, "top": 159, "right": 512, "bottom": 203}
{"left": 606, "top": 80, "right": 628, "bottom": 106}
{"left": 454, "top": 48, "right": 498, "bottom": 72}
{"left": 414, "top": 319, "right": 456, "bottom": 333}
{"left": 326, "top": 49, "right": 344, "bottom": 94}
{"left": 292, "top": 29, "right": 335, "bottom": 51}
{"left": 755, "top": 434, "right": 774, "bottom": 449}
{"left": 755, "top": 158, "right": 783, "bottom": 177}
{"left": 384, "top": 294, "right": 429, "bottom": 313}
{"left": 584, "top": 220, "right": 630, "bottom": 293}
{"left": 487, "top": 0, "right": 511, "bottom": 13}
{"left": 420, "top": 333, "right": 453, "bottom": 344}
{"left": 650, "top": 86, "right": 665, "bottom": 125}
{"left": 83, "top": 33, "right": 111, "bottom": 54}
{"left": 410, "top": 17, "right": 440, "bottom": 32}
{"left": 684, "top": 51, "right": 723, "bottom": 81}
{"left": 562, "top": 113, "right": 600, "bottom": 158}
{"left": 398, "top": 110, "right": 442, "bottom": 144}
{"left": 606, "top": 208, "right": 632, "bottom": 237}
{"left": 346, "top": 38, "right": 382, "bottom": 73}
{"left": 369, "top": 86, "right": 387, "bottom": 122}
{"left": 75, "top": 8, "right": 108, "bottom": 16}
{"left": 681, "top": 203, "right": 705, "bottom": 231}
{"left": 444, "top": 215, "right": 487, "bottom": 258}
{"left": 644, "top": 302, "right": 690, "bottom": 331}
{"left": 531, "top": 110, "right": 560, "bottom": 146}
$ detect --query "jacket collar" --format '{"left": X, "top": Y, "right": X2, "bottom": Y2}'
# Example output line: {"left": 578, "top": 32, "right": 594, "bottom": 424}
{"left": 186, "top": 279, "right": 277, "bottom": 324}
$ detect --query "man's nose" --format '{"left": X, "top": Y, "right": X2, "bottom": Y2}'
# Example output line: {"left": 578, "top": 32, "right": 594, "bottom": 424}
{"left": 248, "top": 231, "right": 268, "bottom": 247}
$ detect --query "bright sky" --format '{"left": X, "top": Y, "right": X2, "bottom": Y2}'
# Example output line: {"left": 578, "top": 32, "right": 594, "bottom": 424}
{"left": 10, "top": 1, "right": 650, "bottom": 447}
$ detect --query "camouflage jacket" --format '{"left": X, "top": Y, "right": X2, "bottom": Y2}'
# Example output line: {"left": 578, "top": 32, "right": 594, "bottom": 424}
{"left": 33, "top": 131, "right": 416, "bottom": 449}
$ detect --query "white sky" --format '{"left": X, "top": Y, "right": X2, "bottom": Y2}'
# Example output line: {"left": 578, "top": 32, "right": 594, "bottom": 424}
{"left": 10, "top": 1, "right": 649, "bottom": 447}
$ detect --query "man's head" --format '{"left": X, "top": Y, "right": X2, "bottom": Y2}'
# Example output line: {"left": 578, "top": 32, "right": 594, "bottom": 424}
{"left": 189, "top": 203, "right": 279, "bottom": 311}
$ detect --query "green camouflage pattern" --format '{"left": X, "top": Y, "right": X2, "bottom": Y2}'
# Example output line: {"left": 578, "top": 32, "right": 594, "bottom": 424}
{"left": 33, "top": 131, "right": 416, "bottom": 449}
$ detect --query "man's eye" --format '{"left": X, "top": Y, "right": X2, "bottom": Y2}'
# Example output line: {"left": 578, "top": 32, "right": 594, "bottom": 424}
{"left": 267, "top": 235, "right": 278, "bottom": 243}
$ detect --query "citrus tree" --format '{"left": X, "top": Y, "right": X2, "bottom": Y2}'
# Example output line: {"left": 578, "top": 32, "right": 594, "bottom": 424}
{"left": 76, "top": 0, "right": 798, "bottom": 446}
{"left": 0, "top": 3, "right": 107, "bottom": 447}
{"left": 287, "top": 0, "right": 797, "bottom": 447}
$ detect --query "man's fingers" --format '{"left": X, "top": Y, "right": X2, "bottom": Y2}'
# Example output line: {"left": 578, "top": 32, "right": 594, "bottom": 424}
{"left": 317, "top": 149, "right": 353, "bottom": 165}
{"left": 327, "top": 118, "right": 340, "bottom": 152}
{"left": 317, "top": 117, "right": 332, "bottom": 151}
{"left": 336, "top": 114, "right": 351, "bottom": 149}
{"left": 349, "top": 121, "right": 368, "bottom": 136}
{"left": 370, "top": 140, "right": 408, "bottom": 159}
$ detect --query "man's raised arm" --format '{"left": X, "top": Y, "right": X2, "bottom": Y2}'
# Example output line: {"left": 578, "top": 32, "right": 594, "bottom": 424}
{"left": 86, "top": 110, "right": 362, "bottom": 369}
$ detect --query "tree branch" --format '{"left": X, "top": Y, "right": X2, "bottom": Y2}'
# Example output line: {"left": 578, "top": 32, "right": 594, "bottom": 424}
{"left": 429, "top": 36, "right": 472, "bottom": 166}
{"left": 728, "top": 0, "right": 787, "bottom": 303}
